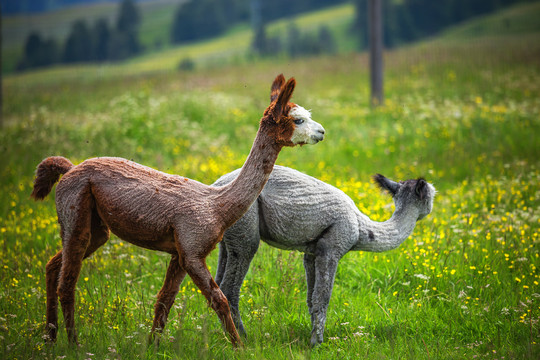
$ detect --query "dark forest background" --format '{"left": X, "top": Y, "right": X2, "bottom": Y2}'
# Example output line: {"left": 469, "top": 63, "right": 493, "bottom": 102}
{"left": 8, "top": 0, "right": 535, "bottom": 72}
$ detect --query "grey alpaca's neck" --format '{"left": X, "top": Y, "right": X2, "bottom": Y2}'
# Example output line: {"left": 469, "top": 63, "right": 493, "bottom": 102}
{"left": 353, "top": 205, "right": 419, "bottom": 252}
{"left": 216, "top": 129, "right": 281, "bottom": 228}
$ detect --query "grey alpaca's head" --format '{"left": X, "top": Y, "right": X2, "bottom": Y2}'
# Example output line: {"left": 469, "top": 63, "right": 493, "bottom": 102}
{"left": 373, "top": 174, "right": 435, "bottom": 221}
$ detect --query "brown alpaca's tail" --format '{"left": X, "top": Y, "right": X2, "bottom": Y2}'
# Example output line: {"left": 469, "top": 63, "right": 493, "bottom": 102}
{"left": 31, "top": 156, "right": 74, "bottom": 200}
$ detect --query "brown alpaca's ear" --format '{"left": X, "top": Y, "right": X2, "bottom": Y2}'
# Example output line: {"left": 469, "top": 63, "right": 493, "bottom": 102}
{"left": 270, "top": 74, "right": 286, "bottom": 102}
{"left": 272, "top": 77, "right": 296, "bottom": 122}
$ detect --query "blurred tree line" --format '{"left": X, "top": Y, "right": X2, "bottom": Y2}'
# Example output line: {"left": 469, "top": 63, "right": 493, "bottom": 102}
{"left": 17, "top": 0, "right": 534, "bottom": 71}
{"left": 17, "top": 0, "right": 141, "bottom": 70}
{"left": 251, "top": 23, "right": 338, "bottom": 58}
{"left": 3, "top": 0, "right": 94, "bottom": 14}
{"left": 169, "top": 0, "right": 344, "bottom": 58}
{"left": 352, "top": 0, "right": 535, "bottom": 48}
{"left": 169, "top": 0, "right": 346, "bottom": 44}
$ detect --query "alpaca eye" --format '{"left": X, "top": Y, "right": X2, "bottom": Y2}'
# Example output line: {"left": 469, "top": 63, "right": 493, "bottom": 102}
{"left": 294, "top": 119, "right": 304, "bottom": 125}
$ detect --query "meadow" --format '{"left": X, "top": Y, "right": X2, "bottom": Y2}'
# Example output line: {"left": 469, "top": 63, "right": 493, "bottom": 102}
{"left": 2, "top": 5, "right": 540, "bottom": 359}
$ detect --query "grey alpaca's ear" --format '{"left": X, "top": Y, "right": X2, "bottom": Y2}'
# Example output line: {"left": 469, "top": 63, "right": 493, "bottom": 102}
{"left": 415, "top": 178, "right": 428, "bottom": 200}
{"left": 270, "top": 74, "right": 286, "bottom": 102}
{"left": 373, "top": 174, "right": 400, "bottom": 197}
{"left": 272, "top": 77, "right": 296, "bottom": 122}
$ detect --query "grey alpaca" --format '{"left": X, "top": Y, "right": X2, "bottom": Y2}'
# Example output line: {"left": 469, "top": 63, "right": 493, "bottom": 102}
{"left": 213, "top": 165, "right": 436, "bottom": 346}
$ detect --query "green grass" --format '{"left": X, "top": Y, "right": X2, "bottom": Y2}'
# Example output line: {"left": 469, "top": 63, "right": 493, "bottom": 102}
{"left": 2, "top": 4, "right": 540, "bottom": 360}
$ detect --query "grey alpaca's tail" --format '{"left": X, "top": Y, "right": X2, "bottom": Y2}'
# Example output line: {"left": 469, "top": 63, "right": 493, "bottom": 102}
{"left": 31, "top": 156, "right": 74, "bottom": 200}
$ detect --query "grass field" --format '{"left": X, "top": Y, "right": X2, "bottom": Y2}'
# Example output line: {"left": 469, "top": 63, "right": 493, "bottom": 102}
{"left": 2, "top": 3, "right": 540, "bottom": 360}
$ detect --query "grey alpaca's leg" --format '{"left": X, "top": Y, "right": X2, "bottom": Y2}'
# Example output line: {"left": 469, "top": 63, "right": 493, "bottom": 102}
{"left": 303, "top": 252, "right": 316, "bottom": 318}
{"left": 218, "top": 231, "right": 260, "bottom": 338}
{"left": 215, "top": 243, "right": 228, "bottom": 286}
{"left": 216, "top": 204, "right": 260, "bottom": 337}
{"left": 309, "top": 243, "right": 340, "bottom": 347}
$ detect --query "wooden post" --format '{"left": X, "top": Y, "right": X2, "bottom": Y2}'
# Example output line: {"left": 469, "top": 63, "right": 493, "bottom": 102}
{"left": 368, "top": 0, "right": 383, "bottom": 107}
{"left": 250, "top": 0, "right": 262, "bottom": 30}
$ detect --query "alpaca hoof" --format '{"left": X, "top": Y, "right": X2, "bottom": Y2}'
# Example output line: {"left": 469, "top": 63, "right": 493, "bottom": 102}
{"left": 148, "top": 331, "right": 161, "bottom": 346}
{"left": 43, "top": 334, "right": 57, "bottom": 344}
{"left": 67, "top": 331, "right": 80, "bottom": 347}
{"left": 68, "top": 339, "right": 81, "bottom": 348}
{"left": 310, "top": 333, "right": 323, "bottom": 347}
{"left": 44, "top": 323, "right": 58, "bottom": 343}
{"left": 237, "top": 325, "right": 248, "bottom": 339}
{"left": 232, "top": 337, "right": 244, "bottom": 348}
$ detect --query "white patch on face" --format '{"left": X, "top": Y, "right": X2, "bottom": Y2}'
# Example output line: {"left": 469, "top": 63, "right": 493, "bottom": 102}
{"left": 426, "top": 183, "right": 436, "bottom": 213}
{"left": 289, "top": 105, "right": 325, "bottom": 145}
{"left": 418, "top": 182, "right": 436, "bottom": 220}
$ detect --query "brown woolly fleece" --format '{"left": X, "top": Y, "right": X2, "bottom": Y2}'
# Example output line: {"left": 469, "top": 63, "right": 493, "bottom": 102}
{"left": 31, "top": 74, "right": 320, "bottom": 348}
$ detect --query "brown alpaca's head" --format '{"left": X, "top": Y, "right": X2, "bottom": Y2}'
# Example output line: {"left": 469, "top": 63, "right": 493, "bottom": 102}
{"left": 262, "top": 74, "right": 325, "bottom": 147}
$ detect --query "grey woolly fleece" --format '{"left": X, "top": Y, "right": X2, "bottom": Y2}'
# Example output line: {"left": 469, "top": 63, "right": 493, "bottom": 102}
{"left": 214, "top": 165, "right": 435, "bottom": 346}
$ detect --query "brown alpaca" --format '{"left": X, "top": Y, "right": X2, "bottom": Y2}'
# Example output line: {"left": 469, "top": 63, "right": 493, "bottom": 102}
{"left": 31, "top": 74, "right": 325, "bottom": 347}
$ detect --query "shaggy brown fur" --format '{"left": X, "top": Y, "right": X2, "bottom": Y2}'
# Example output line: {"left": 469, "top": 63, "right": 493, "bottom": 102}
{"left": 31, "top": 75, "right": 318, "bottom": 347}
{"left": 31, "top": 157, "right": 74, "bottom": 200}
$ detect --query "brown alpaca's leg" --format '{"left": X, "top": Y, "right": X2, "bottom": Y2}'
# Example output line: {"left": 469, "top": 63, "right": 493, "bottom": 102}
{"left": 45, "top": 210, "right": 104, "bottom": 343}
{"left": 57, "top": 203, "right": 92, "bottom": 345}
{"left": 45, "top": 250, "right": 63, "bottom": 342}
{"left": 151, "top": 254, "right": 186, "bottom": 337}
{"left": 58, "top": 209, "right": 109, "bottom": 344}
{"left": 182, "top": 256, "right": 242, "bottom": 347}
{"left": 83, "top": 209, "right": 110, "bottom": 260}
{"left": 58, "top": 235, "right": 90, "bottom": 345}
{"left": 52, "top": 209, "right": 107, "bottom": 345}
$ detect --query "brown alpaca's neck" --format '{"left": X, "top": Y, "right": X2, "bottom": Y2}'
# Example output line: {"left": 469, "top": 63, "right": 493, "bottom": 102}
{"left": 215, "top": 127, "right": 282, "bottom": 228}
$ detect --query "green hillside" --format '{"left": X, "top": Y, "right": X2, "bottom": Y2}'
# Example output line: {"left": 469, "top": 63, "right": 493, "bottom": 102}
{"left": 1, "top": 2, "right": 539, "bottom": 359}
{"left": 2, "top": 0, "right": 181, "bottom": 73}
{"left": 3, "top": 0, "right": 180, "bottom": 48}
{"left": 442, "top": 1, "right": 540, "bottom": 39}
{"left": 6, "top": 1, "right": 540, "bottom": 77}
{"left": 3, "top": 2, "right": 357, "bottom": 78}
